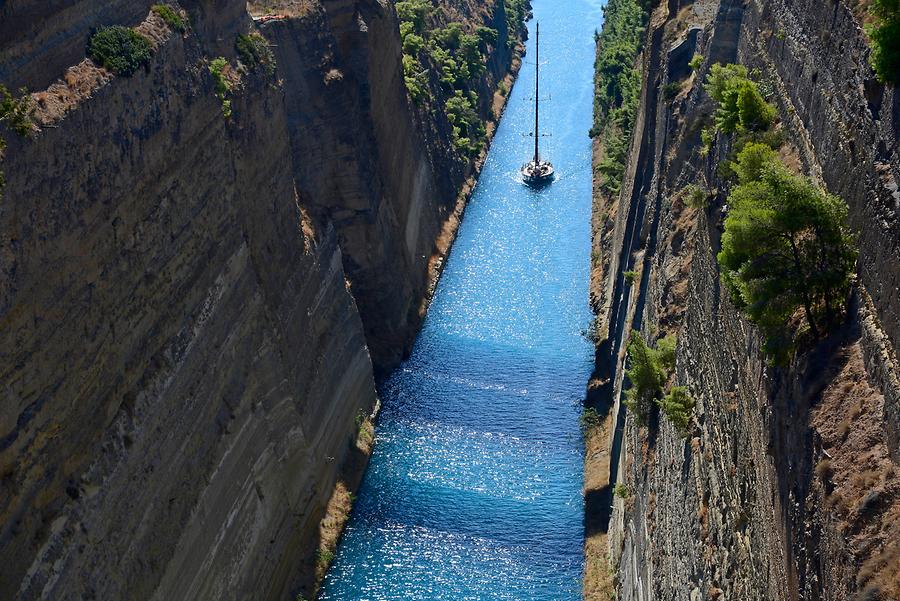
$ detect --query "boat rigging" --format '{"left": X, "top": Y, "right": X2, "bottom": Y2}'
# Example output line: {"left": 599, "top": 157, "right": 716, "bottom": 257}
{"left": 521, "top": 22, "right": 554, "bottom": 186}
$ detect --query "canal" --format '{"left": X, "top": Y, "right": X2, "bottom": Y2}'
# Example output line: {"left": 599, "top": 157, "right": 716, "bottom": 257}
{"left": 319, "top": 0, "right": 603, "bottom": 597}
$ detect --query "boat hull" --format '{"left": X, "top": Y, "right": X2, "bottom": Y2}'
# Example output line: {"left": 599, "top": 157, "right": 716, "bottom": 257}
{"left": 522, "top": 160, "right": 555, "bottom": 186}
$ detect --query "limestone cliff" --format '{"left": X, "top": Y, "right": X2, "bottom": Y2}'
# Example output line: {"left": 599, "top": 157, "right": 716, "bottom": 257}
{"left": 0, "top": 0, "right": 524, "bottom": 599}
{"left": 250, "top": 0, "right": 523, "bottom": 372}
{"left": 588, "top": 0, "right": 900, "bottom": 599}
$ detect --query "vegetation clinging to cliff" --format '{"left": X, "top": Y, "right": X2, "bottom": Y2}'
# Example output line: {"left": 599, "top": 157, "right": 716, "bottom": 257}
{"left": 395, "top": 0, "right": 507, "bottom": 157}
{"left": 236, "top": 33, "right": 276, "bottom": 76}
{"left": 152, "top": 4, "right": 188, "bottom": 33}
{"left": 209, "top": 58, "right": 234, "bottom": 118}
{"left": 504, "top": 0, "right": 530, "bottom": 48}
{"left": 0, "top": 85, "right": 34, "bottom": 200}
{"left": 589, "top": 0, "right": 648, "bottom": 196}
{"left": 624, "top": 332, "right": 675, "bottom": 422}
{"left": 705, "top": 63, "right": 775, "bottom": 134}
{"left": 87, "top": 26, "right": 153, "bottom": 77}
{"left": 866, "top": 0, "right": 900, "bottom": 84}
{"left": 718, "top": 143, "right": 858, "bottom": 360}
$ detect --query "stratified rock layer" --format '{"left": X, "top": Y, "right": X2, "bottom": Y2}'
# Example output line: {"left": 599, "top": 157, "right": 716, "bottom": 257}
{"left": 0, "top": 0, "right": 521, "bottom": 598}
{"left": 590, "top": 0, "right": 900, "bottom": 599}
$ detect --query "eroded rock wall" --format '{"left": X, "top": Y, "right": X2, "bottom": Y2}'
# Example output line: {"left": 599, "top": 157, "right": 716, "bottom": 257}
{"left": 0, "top": 0, "right": 526, "bottom": 597}
{"left": 257, "top": 0, "right": 519, "bottom": 372}
{"left": 592, "top": 0, "right": 900, "bottom": 599}
{"left": 0, "top": 5, "right": 378, "bottom": 601}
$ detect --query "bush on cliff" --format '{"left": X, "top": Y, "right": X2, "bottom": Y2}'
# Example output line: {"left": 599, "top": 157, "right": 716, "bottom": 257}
{"left": 659, "top": 386, "right": 695, "bottom": 436}
{"left": 395, "top": 0, "right": 504, "bottom": 157}
{"left": 504, "top": 0, "right": 529, "bottom": 48}
{"left": 717, "top": 143, "right": 858, "bottom": 360}
{"left": 705, "top": 63, "right": 775, "bottom": 134}
{"left": 445, "top": 90, "right": 485, "bottom": 156}
{"left": 624, "top": 332, "right": 675, "bottom": 422}
{"left": 152, "top": 4, "right": 188, "bottom": 33}
{"left": 0, "top": 84, "right": 34, "bottom": 200}
{"left": 396, "top": 0, "right": 432, "bottom": 32}
{"left": 88, "top": 26, "right": 153, "bottom": 76}
{"left": 209, "top": 57, "right": 234, "bottom": 118}
{"left": 236, "top": 33, "right": 276, "bottom": 77}
{"left": 867, "top": 0, "right": 900, "bottom": 84}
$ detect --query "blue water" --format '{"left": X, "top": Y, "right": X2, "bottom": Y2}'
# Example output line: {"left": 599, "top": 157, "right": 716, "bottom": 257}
{"left": 319, "top": 1, "right": 602, "bottom": 598}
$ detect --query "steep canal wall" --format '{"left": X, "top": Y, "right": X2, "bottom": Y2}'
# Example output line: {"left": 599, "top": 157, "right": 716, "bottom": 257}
{"left": 589, "top": 0, "right": 900, "bottom": 598}
{"left": 0, "top": 1, "right": 526, "bottom": 599}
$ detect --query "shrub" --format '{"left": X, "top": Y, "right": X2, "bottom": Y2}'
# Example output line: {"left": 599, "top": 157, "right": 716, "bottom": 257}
{"left": 614, "top": 483, "right": 629, "bottom": 498}
{"left": 815, "top": 458, "right": 834, "bottom": 481}
{"left": 658, "top": 386, "right": 695, "bottom": 435}
{"left": 705, "top": 63, "right": 775, "bottom": 133}
{"left": 0, "top": 84, "right": 34, "bottom": 200}
{"left": 682, "top": 184, "right": 709, "bottom": 209}
{"left": 88, "top": 26, "right": 153, "bottom": 76}
{"left": 688, "top": 53, "right": 703, "bottom": 71}
{"left": 476, "top": 26, "right": 499, "bottom": 47}
{"left": 624, "top": 332, "right": 676, "bottom": 422}
{"left": 315, "top": 548, "right": 335, "bottom": 566}
{"left": 445, "top": 90, "right": 485, "bottom": 156}
{"left": 395, "top": 0, "right": 432, "bottom": 32}
{"left": 236, "top": 33, "right": 275, "bottom": 76}
{"left": 581, "top": 407, "right": 602, "bottom": 433}
{"left": 663, "top": 81, "right": 681, "bottom": 101}
{"left": 0, "top": 85, "right": 33, "bottom": 137}
{"left": 867, "top": 0, "right": 900, "bottom": 83}
{"left": 209, "top": 57, "right": 233, "bottom": 118}
{"left": 717, "top": 143, "right": 858, "bottom": 360}
{"left": 623, "top": 270, "right": 638, "bottom": 284}
{"left": 504, "top": 0, "right": 529, "bottom": 47}
{"left": 700, "top": 126, "right": 715, "bottom": 155}
{"left": 152, "top": 4, "right": 187, "bottom": 32}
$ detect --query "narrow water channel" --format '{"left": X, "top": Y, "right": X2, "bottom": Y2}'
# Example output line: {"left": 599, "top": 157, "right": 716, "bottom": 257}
{"left": 319, "top": 1, "right": 602, "bottom": 597}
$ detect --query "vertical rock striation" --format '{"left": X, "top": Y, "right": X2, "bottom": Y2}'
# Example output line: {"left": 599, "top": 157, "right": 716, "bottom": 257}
{"left": 590, "top": 0, "right": 900, "bottom": 598}
{"left": 254, "top": 0, "right": 520, "bottom": 372}
{"left": 0, "top": 0, "right": 526, "bottom": 597}
{"left": 0, "top": 8, "right": 377, "bottom": 600}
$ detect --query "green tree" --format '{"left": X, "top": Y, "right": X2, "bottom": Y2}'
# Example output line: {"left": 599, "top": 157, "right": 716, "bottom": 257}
{"left": 624, "top": 332, "right": 676, "bottom": 422}
{"left": 235, "top": 33, "right": 275, "bottom": 76}
{"left": 705, "top": 63, "right": 775, "bottom": 133}
{"left": 659, "top": 386, "right": 695, "bottom": 436}
{"left": 867, "top": 0, "right": 900, "bottom": 83}
{"left": 395, "top": 0, "right": 432, "bottom": 32}
{"left": 717, "top": 143, "right": 858, "bottom": 357}
{"left": 87, "top": 26, "right": 153, "bottom": 76}
{"left": 475, "top": 26, "right": 499, "bottom": 47}
{"left": 589, "top": 0, "right": 648, "bottom": 194}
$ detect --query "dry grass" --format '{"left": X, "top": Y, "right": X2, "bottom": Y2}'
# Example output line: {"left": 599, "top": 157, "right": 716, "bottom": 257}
{"left": 247, "top": 0, "right": 318, "bottom": 18}
{"left": 811, "top": 341, "right": 900, "bottom": 599}
{"left": 310, "top": 414, "right": 376, "bottom": 595}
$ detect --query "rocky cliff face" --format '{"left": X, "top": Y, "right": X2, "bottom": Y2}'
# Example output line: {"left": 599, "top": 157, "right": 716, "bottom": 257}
{"left": 252, "top": 0, "right": 519, "bottom": 372}
{"left": 0, "top": 0, "right": 522, "bottom": 599}
{"left": 590, "top": 0, "right": 900, "bottom": 599}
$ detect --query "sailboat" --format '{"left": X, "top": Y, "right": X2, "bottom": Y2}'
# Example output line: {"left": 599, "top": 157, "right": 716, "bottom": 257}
{"left": 521, "top": 22, "right": 554, "bottom": 186}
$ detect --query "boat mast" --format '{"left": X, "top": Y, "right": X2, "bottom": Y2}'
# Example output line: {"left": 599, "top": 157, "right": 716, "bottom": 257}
{"left": 534, "top": 22, "right": 540, "bottom": 164}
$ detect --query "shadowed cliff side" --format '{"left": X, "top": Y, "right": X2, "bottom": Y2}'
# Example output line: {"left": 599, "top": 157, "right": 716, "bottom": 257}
{"left": 252, "top": 0, "right": 524, "bottom": 373}
{"left": 0, "top": 0, "right": 529, "bottom": 598}
{"left": 0, "top": 4, "right": 377, "bottom": 600}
